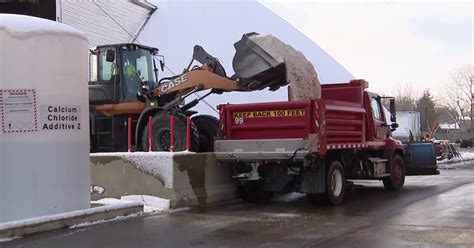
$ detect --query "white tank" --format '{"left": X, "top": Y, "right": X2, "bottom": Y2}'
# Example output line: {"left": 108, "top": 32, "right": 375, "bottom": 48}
{"left": 0, "top": 14, "right": 90, "bottom": 222}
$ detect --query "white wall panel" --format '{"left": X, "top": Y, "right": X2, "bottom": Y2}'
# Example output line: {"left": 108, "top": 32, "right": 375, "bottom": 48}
{"left": 60, "top": 0, "right": 154, "bottom": 47}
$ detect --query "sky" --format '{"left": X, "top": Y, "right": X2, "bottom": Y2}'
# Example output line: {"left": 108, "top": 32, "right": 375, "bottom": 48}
{"left": 259, "top": 0, "right": 473, "bottom": 99}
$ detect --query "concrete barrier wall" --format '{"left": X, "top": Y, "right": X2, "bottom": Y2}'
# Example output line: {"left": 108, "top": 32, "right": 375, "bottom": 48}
{"left": 90, "top": 152, "right": 237, "bottom": 208}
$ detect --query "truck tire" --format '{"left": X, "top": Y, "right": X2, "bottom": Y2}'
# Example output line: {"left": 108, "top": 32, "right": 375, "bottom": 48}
{"left": 307, "top": 160, "right": 345, "bottom": 205}
{"left": 327, "top": 161, "right": 346, "bottom": 205}
{"left": 141, "top": 113, "right": 199, "bottom": 151}
{"left": 306, "top": 160, "right": 346, "bottom": 206}
{"left": 383, "top": 154, "right": 405, "bottom": 190}
{"left": 237, "top": 181, "right": 273, "bottom": 203}
{"left": 192, "top": 115, "right": 220, "bottom": 152}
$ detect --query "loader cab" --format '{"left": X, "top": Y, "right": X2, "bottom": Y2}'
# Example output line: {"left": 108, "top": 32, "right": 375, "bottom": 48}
{"left": 88, "top": 44, "right": 159, "bottom": 105}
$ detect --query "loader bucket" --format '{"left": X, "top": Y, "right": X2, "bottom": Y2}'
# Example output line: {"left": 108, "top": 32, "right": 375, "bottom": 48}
{"left": 232, "top": 32, "right": 288, "bottom": 91}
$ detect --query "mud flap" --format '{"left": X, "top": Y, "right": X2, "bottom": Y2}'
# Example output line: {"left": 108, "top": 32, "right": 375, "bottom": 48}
{"left": 300, "top": 162, "right": 325, "bottom": 194}
{"left": 260, "top": 167, "right": 293, "bottom": 192}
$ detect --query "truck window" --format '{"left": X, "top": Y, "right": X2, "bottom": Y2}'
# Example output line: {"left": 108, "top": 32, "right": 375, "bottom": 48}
{"left": 371, "top": 97, "right": 383, "bottom": 121}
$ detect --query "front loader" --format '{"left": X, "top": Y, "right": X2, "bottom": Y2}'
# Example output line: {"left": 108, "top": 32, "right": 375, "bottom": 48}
{"left": 89, "top": 33, "right": 288, "bottom": 152}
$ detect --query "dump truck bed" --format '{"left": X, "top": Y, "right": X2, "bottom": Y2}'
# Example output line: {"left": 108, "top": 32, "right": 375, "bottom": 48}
{"left": 215, "top": 81, "right": 368, "bottom": 162}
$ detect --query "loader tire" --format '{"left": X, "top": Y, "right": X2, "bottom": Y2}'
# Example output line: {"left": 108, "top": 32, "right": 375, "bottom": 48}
{"left": 383, "top": 155, "right": 405, "bottom": 191}
{"left": 192, "top": 115, "right": 220, "bottom": 152}
{"left": 141, "top": 113, "right": 199, "bottom": 152}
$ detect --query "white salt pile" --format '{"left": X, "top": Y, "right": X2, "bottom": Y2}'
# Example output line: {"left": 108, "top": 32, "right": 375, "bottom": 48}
{"left": 249, "top": 34, "right": 321, "bottom": 100}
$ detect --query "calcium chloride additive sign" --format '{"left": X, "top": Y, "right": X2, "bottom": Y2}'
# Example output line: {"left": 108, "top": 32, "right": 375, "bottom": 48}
{"left": 39, "top": 105, "right": 81, "bottom": 131}
{"left": 0, "top": 89, "right": 38, "bottom": 133}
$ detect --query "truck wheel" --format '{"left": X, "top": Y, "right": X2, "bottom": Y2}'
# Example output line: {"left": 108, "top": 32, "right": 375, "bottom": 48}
{"left": 307, "top": 160, "right": 345, "bottom": 205}
{"left": 237, "top": 181, "right": 273, "bottom": 203}
{"left": 326, "top": 160, "right": 346, "bottom": 205}
{"left": 192, "top": 115, "right": 220, "bottom": 152}
{"left": 141, "top": 113, "right": 199, "bottom": 151}
{"left": 383, "top": 154, "right": 405, "bottom": 190}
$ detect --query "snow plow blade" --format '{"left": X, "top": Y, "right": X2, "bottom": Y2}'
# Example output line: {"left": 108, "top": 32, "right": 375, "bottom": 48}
{"left": 232, "top": 32, "right": 288, "bottom": 91}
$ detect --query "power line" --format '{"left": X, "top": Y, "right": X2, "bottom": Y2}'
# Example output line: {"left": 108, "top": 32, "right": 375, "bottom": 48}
{"left": 92, "top": 0, "right": 140, "bottom": 44}
{"left": 194, "top": 92, "right": 219, "bottom": 114}
{"left": 164, "top": 65, "right": 177, "bottom": 76}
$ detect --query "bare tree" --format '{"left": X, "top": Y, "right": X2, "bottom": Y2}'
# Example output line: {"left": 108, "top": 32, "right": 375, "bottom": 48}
{"left": 441, "top": 66, "right": 474, "bottom": 125}
{"left": 416, "top": 89, "right": 438, "bottom": 132}
{"left": 393, "top": 82, "right": 417, "bottom": 111}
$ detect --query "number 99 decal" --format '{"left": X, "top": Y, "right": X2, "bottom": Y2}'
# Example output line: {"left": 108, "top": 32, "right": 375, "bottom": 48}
{"left": 234, "top": 117, "right": 244, "bottom": 124}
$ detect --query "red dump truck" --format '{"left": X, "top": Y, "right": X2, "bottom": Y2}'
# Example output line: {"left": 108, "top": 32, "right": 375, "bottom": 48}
{"left": 215, "top": 80, "right": 438, "bottom": 205}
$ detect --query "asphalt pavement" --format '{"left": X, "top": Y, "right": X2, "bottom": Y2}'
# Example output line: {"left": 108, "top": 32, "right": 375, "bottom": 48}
{"left": 3, "top": 165, "right": 473, "bottom": 248}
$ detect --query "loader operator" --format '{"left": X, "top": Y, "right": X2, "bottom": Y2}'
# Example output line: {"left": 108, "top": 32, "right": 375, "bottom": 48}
{"left": 123, "top": 62, "right": 141, "bottom": 98}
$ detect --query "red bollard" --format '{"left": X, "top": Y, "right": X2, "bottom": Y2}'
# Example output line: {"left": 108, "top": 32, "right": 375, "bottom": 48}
{"left": 127, "top": 117, "right": 132, "bottom": 152}
{"left": 148, "top": 116, "right": 152, "bottom": 152}
{"left": 186, "top": 117, "right": 191, "bottom": 151}
{"left": 170, "top": 116, "right": 175, "bottom": 152}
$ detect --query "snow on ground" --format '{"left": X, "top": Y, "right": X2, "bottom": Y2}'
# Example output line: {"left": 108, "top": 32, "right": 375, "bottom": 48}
{"left": 121, "top": 195, "right": 170, "bottom": 213}
{"left": 0, "top": 236, "right": 20, "bottom": 243}
{"left": 0, "top": 201, "right": 142, "bottom": 242}
{"left": 91, "top": 152, "right": 192, "bottom": 188}
{"left": 69, "top": 213, "right": 140, "bottom": 229}
{"left": 93, "top": 195, "right": 170, "bottom": 213}
{"left": 437, "top": 152, "right": 474, "bottom": 168}
{"left": 0, "top": 195, "right": 170, "bottom": 242}
{"left": 0, "top": 201, "right": 141, "bottom": 231}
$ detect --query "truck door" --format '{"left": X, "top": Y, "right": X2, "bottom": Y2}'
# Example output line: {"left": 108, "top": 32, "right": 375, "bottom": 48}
{"left": 370, "top": 96, "right": 389, "bottom": 142}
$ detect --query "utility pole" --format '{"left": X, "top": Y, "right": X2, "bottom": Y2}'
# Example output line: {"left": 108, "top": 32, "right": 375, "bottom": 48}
{"left": 471, "top": 77, "right": 473, "bottom": 132}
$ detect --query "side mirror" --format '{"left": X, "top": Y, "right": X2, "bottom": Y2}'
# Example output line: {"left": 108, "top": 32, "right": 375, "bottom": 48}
{"left": 159, "top": 60, "right": 165, "bottom": 72}
{"left": 389, "top": 98, "right": 396, "bottom": 123}
{"left": 105, "top": 49, "right": 116, "bottom": 62}
{"left": 390, "top": 122, "right": 399, "bottom": 131}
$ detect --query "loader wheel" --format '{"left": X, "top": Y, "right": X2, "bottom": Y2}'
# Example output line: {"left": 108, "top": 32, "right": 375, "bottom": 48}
{"left": 192, "top": 115, "right": 220, "bottom": 152}
{"left": 237, "top": 181, "right": 273, "bottom": 203}
{"left": 307, "top": 160, "right": 345, "bottom": 205}
{"left": 383, "top": 155, "right": 405, "bottom": 191}
{"left": 141, "top": 113, "right": 199, "bottom": 152}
